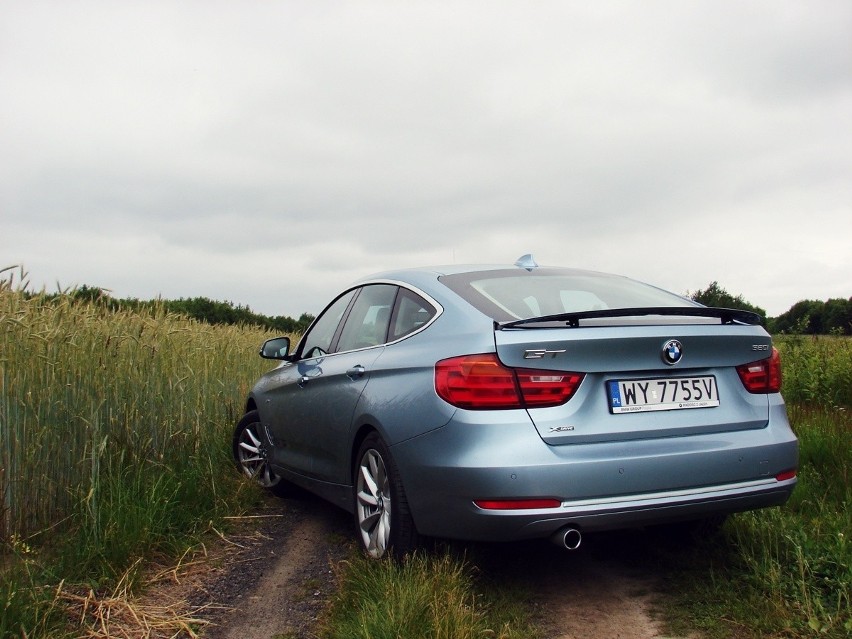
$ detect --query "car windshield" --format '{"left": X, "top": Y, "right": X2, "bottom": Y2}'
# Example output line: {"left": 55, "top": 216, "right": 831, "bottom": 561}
{"left": 439, "top": 269, "right": 695, "bottom": 322}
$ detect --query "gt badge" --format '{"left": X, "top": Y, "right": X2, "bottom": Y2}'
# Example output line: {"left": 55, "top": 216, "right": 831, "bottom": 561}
{"left": 524, "top": 348, "right": 566, "bottom": 359}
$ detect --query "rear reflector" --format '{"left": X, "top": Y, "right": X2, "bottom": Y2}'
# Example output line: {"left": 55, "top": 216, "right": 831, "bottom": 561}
{"left": 775, "top": 469, "right": 797, "bottom": 482}
{"left": 474, "top": 498, "right": 562, "bottom": 510}
{"left": 435, "top": 353, "right": 584, "bottom": 409}
{"left": 736, "top": 347, "right": 782, "bottom": 393}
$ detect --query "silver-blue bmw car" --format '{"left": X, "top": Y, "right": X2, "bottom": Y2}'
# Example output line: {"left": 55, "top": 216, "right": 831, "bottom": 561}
{"left": 233, "top": 255, "right": 798, "bottom": 558}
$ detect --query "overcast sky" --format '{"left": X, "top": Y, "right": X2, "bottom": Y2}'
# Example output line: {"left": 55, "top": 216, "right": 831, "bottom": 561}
{"left": 2, "top": 1, "right": 850, "bottom": 319}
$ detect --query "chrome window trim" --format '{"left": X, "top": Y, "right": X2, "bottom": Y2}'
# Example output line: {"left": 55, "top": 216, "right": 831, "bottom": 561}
{"left": 298, "top": 279, "right": 444, "bottom": 360}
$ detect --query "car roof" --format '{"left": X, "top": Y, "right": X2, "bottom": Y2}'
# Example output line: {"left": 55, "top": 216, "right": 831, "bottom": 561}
{"left": 356, "top": 259, "right": 614, "bottom": 284}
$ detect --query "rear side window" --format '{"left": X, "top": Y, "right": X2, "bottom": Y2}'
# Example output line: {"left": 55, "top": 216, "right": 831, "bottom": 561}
{"left": 390, "top": 289, "right": 437, "bottom": 340}
{"left": 440, "top": 269, "right": 694, "bottom": 322}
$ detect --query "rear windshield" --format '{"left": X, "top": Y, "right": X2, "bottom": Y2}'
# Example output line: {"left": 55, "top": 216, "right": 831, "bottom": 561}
{"left": 439, "top": 269, "right": 695, "bottom": 322}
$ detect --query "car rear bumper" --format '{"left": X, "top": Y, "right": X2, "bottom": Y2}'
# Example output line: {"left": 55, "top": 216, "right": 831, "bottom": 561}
{"left": 391, "top": 401, "right": 798, "bottom": 541}
{"left": 514, "top": 477, "right": 795, "bottom": 538}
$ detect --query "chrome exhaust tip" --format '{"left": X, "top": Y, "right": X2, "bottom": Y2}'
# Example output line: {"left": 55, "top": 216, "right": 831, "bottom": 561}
{"left": 552, "top": 527, "right": 582, "bottom": 550}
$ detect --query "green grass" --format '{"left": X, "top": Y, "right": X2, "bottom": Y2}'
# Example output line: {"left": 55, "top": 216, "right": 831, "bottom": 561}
{"left": 651, "top": 404, "right": 850, "bottom": 638}
{"left": 0, "top": 277, "right": 283, "bottom": 636}
{"left": 775, "top": 334, "right": 852, "bottom": 406}
{"left": 2, "top": 272, "right": 849, "bottom": 639}
{"left": 321, "top": 551, "right": 538, "bottom": 639}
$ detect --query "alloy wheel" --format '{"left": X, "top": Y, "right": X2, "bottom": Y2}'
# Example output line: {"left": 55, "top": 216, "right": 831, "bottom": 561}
{"left": 236, "top": 419, "right": 280, "bottom": 489}
{"left": 356, "top": 448, "right": 392, "bottom": 558}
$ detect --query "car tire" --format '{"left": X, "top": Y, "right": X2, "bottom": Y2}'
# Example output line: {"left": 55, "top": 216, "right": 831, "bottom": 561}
{"left": 232, "top": 410, "right": 289, "bottom": 497}
{"left": 354, "top": 432, "right": 419, "bottom": 559}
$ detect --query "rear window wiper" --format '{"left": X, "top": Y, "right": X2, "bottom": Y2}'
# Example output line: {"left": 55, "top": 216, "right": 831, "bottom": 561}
{"left": 498, "top": 306, "right": 762, "bottom": 329}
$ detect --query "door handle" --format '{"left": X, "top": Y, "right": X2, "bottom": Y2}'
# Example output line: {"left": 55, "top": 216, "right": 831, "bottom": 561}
{"left": 347, "top": 365, "right": 366, "bottom": 379}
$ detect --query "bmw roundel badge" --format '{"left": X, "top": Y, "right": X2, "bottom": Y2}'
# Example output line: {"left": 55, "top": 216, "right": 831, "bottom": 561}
{"left": 662, "top": 339, "right": 683, "bottom": 365}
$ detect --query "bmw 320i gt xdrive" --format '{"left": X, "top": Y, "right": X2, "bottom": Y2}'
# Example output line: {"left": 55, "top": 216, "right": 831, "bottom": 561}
{"left": 233, "top": 255, "right": 798, "bottom": 558}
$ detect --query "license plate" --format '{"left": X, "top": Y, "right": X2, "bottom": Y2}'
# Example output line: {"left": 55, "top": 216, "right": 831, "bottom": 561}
{"left": 607, "top": 376, "right": 719, "bottom": 414}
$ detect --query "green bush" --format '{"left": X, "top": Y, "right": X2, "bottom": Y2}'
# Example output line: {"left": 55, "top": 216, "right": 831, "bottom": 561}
{"left": 776, "top": 335, "right": 852, "bottom": 407}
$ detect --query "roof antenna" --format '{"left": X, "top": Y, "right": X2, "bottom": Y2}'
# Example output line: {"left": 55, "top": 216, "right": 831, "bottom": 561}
{"left": 514, "top": 254, "right": 539, "bottom": 270}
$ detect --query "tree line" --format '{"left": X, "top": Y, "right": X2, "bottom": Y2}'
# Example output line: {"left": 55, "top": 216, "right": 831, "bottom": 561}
{"left": 28, "top": 281, "right": 852, "bottom": 336}
{"left": 66, "top": 285, "right": 315, "bottom": 334}
{"left": 689, "top": 281, "right": 851, "bottom": 335}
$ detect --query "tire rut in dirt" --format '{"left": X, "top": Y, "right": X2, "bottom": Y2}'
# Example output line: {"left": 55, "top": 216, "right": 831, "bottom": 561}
{"left": 195, "top": 492, "right": 351, "bottom": 639}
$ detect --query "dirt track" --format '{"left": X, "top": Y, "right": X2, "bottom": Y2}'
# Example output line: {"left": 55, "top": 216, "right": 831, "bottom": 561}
{"left": 154, "top": 491, "right": 690, "bottom": 639}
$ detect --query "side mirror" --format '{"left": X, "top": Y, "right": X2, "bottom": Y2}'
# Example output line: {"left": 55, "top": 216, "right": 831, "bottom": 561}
{"left": 259, "top": 336, "right": 291, "bottom": 360}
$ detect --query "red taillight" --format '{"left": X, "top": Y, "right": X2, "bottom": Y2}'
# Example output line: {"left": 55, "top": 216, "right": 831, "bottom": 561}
{"left": 775, "top": 469, "right": 797, "bottom": 482}
{"left": 736, "top": 347, "right": 782, "bottom": 393}
{"left": 435, "top": 354, "right": 522, "bottom": 409}
{"left": 516, "top": 369, "right": 585, "bottom": 407}
{"left": 435, "top": 354, "right": 584, "bottom": 409}
{"left": 474, "top": 498, "right": 562, "bottom": 510}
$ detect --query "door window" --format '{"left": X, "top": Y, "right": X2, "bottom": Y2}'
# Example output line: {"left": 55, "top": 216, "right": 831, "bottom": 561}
{"left": 298, "top": 290, "right": 356, "bottom": 359}
{"left": 336, "top": 284, "right": 398, "bottom": 352}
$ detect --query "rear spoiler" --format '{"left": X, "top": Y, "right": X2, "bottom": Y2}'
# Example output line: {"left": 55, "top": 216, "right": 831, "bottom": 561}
{"left": 498, "top": 307, "right": 762, "bottom": 329}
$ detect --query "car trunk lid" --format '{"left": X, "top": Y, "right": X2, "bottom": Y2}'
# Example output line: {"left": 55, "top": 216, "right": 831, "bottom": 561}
{"left": 494, "top": 320, "right": 773, "bottom": 445}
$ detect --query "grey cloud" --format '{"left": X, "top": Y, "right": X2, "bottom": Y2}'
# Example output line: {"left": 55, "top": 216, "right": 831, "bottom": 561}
{"left": 1, "top": 1, "right": 849, "bottom": 319}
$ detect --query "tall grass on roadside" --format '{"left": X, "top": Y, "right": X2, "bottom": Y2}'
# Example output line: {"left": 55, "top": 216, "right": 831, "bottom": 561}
{"left": 0, "top": 557, "right": 64, "bottom": 639}
{"left": 322, "top": 551, "right": 537, "bottom": 639}
{"left": 775, "top": 334, "right": 852, "bottom": 406}
{"left": 631, "top": 336, "right": 851, "bottom": 638}
{"left": 656, "top": 406, "right": 850, "bottom": 638}
{"left": 0, "top": 268, "right": 283, "bottom": 635}
{"left": 730, "top": 405, "right": 850, "bottom": 636}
